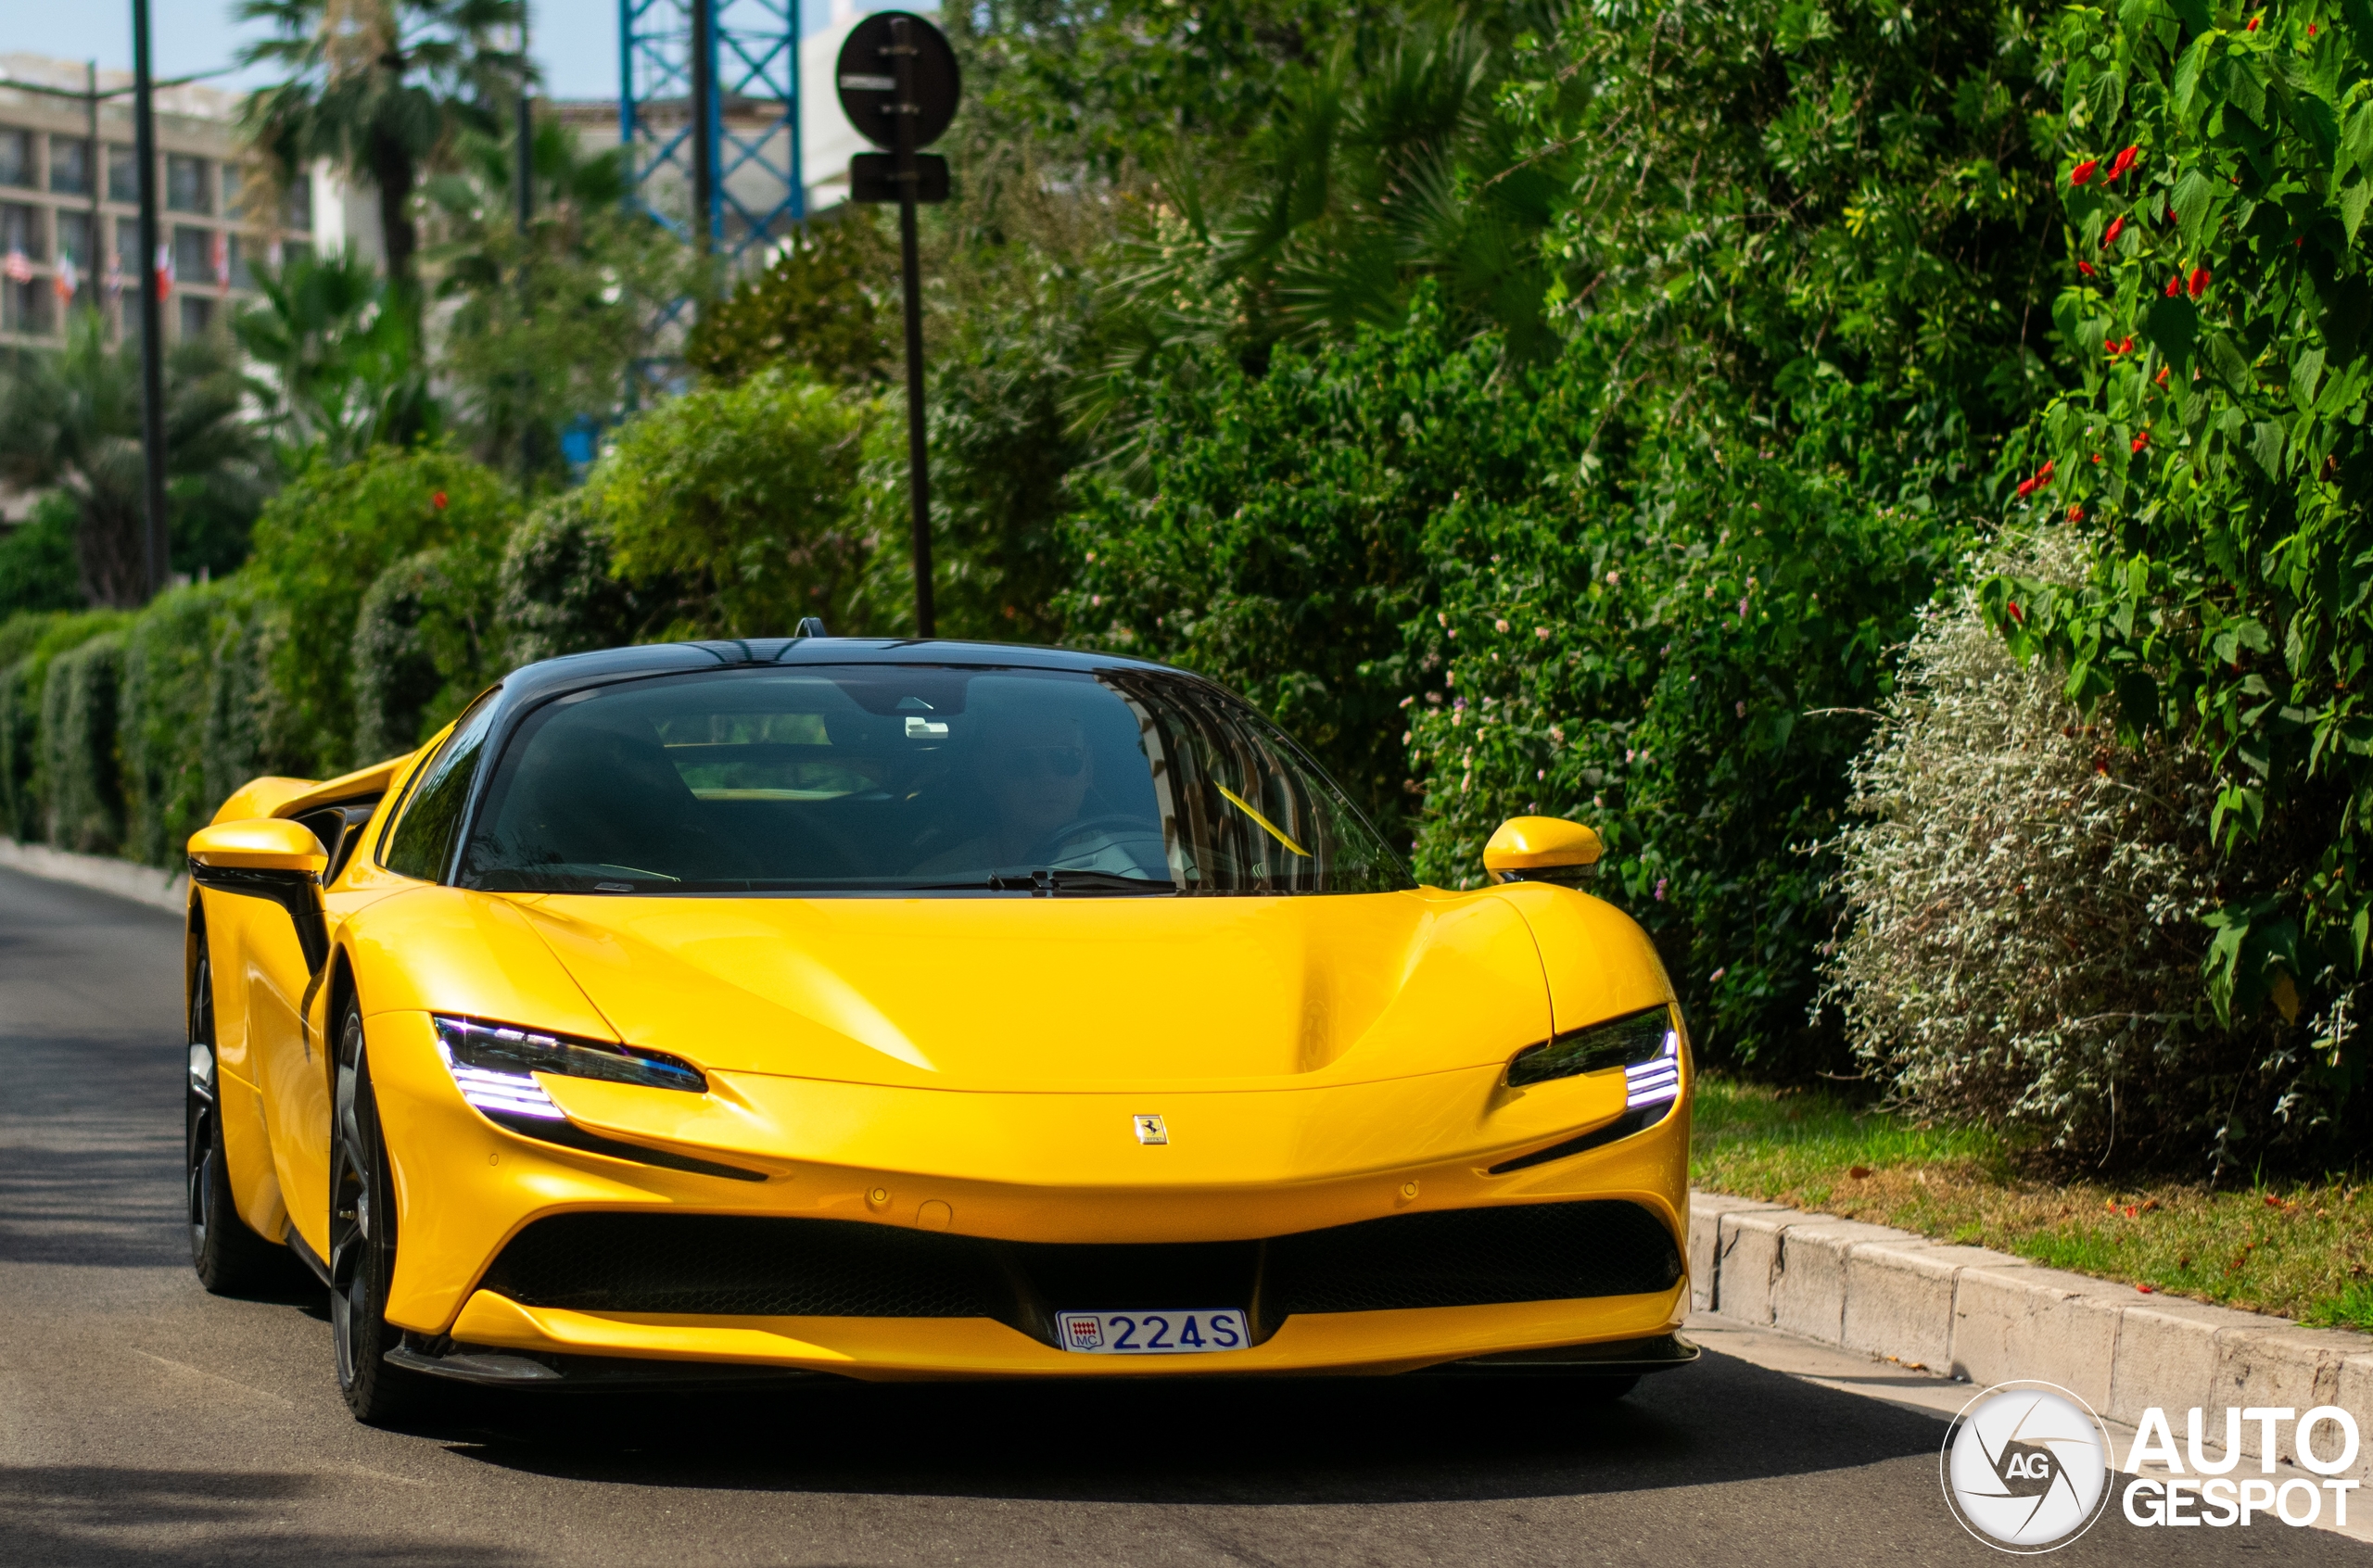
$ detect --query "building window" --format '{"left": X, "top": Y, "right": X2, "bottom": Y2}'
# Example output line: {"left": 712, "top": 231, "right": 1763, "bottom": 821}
{"left": 171, "top": 224, "right": 209, "bottom": 285}
{"left": 115, "top": 215, "right": 141, "bottom": 279}
{"left": 166, "top": 155, "right": 210, "bottom": 214}
{"left": 179, "top": 294, "right": 213, "bottom": 337}
{"left": 0, "top": 131, "right": 30, "bottom": 190}
{"left": 4, "top": 277, "right": 52, "bottom": 335}
{"left": 107, "top": 145, "right": 138, "bottom": 204}
{"left": 226, "top": 234, "right": 255, "bottom": 290}
{"left": 1, "top": 204, "right": 45, "bottom": 262}
{"left": 220, "top": 163, "right": 245, "bottom": 221}
{"left": 281, "top": 174, "right": 313, "bottom": 234}
{"left": 56, "top": 211, "right": 94, "bottom": 274}
{"left": 49, "top": 137, "right": 94, "bottom": 196}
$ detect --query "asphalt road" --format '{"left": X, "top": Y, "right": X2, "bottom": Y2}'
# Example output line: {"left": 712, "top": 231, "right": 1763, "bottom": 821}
{"left": 1, "top": 863, "right": 2364, "bottom": 1567}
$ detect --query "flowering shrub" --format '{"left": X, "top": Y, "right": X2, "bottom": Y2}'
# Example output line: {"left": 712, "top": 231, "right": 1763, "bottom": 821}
{"left": 1990, "top": 2, "right": 2373, "bottom": 1111}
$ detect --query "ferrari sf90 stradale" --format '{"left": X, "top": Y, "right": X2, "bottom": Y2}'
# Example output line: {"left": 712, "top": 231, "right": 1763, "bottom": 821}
{"left": 182, "top": 637, "right": 1694, "bottom": 1420}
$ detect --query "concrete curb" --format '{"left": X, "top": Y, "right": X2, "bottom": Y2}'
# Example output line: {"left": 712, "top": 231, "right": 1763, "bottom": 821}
{"left": 1691, "top": 1189, "right": 2373, "bottom": 1476}
{"left": 0, "top": 837, "right": 187, "bottom": 914}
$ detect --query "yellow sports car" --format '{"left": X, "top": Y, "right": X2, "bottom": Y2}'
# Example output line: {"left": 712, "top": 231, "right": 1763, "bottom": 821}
{"left": 182, "top": 637, "right": 1694, "bottom": 1422}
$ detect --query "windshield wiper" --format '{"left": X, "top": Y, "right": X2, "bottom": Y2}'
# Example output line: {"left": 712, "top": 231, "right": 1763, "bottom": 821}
{"left": 908, "top": 869, "right": 1178, "bottom": 896}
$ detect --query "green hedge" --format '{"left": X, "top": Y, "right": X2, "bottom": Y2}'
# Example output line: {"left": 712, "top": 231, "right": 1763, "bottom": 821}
{"left": 120, "top": 581, "right": 240, "bottom": 867}
{"left": 351, "top": 547, "right": 497, "bottom": 762}
{"left": 0, "top": 611, "right": 130, "bottom": 844}
{"left": 41, "top": 631, "right": 125, "bottom": 854}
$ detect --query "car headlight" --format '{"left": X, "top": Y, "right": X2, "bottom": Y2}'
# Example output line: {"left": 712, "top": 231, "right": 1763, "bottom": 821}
{"left": 433, "top": 1015, "right": 706, "bottom": 1125}
{"left": 1505, "top": 1004, "right": 1681, "bottom": 1107}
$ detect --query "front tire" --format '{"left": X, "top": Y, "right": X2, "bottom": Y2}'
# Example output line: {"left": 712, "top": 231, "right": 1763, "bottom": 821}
{"left": 186, "top": 948, "right": 286, "bottom": 1294}
{"left": 329, "top": 998, "right": 439, "bottom": 1424}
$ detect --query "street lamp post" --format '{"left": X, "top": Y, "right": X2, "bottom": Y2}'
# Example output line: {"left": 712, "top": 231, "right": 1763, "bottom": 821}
{"left": 131, "top": 0, "right": 169, "bottom": 601}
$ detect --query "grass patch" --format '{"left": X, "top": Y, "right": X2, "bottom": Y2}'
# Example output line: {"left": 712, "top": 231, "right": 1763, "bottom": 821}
{"left": 1690, "top": 1076, "right": 2373, "bottom": 1330}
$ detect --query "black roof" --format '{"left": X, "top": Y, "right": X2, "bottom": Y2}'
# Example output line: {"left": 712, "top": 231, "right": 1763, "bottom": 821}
{"left": 498, "top": 637, "right": 1192, "bottom": 714}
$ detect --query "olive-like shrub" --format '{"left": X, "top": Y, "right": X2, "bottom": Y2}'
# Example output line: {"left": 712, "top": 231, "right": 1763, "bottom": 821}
{"left": 1827, "top": 534, "right": 2329, "bottom": 1168}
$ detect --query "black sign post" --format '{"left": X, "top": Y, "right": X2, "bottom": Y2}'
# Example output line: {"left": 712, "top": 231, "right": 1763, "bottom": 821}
{"left": 839, "top": 12, "right": 957, "bottom": 639}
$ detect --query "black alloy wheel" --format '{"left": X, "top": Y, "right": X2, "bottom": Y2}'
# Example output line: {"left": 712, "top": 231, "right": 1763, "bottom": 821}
{"left": 186, "top": 947, "right": 286, "bottom": 1293}
{"left": 328, "top": 996, "right": 438, "bottom": 1423}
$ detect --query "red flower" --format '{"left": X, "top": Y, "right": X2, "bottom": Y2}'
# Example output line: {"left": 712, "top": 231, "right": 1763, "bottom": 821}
{"left": 2078, "top": 260, "right": 2098, "bottom": 277}
{"left": 2016, "top": 478, "right": 2036, "bottom": 498}
{"left": 2131, "top": 431, "right": 2150, "bottom": 453}
{"left": 2310, "top": 21, "right": 2319, "bottom": 32}
{"left": 2039, "top": 460, "right": 2055, "bottom": 479}
{"left": 431, "top": 490, "right": 449, "bottom": 510}
{"left": 2156, "top": 365, "right": 2171, "bottom": 386}
{"left": 2165, "top": 273, "right": 2184, "bottom": 297}
{"left": 2246, "top": 13, "right": 2260, "bottom": 28}
{"left": 2102, "top": 215, "right": 2127, "bottom": 247}
{"left": 2068, "top": 504, "right": 2086, "bottom": 522}
{"left": 2007, "top": 601, "right": 2024, "bottom": 624}
{"left": 2105, "top": 145, "right": 2140, "bottom": 183}
{"left": 2070, "top": 158, "right": 2100, "bottom": 186}
{"left": 2189, "top": 266, "right": 2210, "bottom": 297}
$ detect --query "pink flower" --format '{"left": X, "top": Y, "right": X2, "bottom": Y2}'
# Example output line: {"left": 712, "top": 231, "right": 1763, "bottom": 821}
{"left": 1654, "top": 878, "right": 1668, "bottom": 901}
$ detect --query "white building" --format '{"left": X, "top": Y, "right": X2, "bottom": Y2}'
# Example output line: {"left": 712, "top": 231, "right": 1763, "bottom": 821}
{"left": 0, "top": 52, "right": 377, "bottom": 354}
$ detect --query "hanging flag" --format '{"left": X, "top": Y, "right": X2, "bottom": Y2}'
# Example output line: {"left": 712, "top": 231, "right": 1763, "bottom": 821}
{"left": 209, "top": 231, "right": 229, "bottom": 288}
{"left": 2, "top": 249, "right": 30, "bottom": 285}
{"left": 52, "top": 252, "right": 78, "bottom": 301}
{"left": 155, "top": 243, "right": 173, "bottom": 300}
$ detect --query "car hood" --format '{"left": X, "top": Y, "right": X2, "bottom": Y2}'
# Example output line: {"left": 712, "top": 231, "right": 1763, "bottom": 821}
{"left": 509, "top": 891, "right": 1552, "bottom": 1093}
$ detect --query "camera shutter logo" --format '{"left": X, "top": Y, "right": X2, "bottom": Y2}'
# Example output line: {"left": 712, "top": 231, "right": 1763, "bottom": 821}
{"left": 1940, "top": 1382, "right": 2113, "bottom": 1552}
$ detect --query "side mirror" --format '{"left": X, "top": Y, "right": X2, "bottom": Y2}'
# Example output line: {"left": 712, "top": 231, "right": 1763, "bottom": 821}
{"left": 189, "top": 818, "right": 330, "bottom": 876}
{"left": 188, "top": 819, "right": 331, "bottom": 974}
{"left": 1483, "top": 816, "right": 1603, "bottom": 889}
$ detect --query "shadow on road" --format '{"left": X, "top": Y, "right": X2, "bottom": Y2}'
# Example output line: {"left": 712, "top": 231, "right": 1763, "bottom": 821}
{"left": 0, "top": 1467, "right": 524, "bottom": 1568}
{"left": 420, "top": 1348, "right": 1944, "bottom": 1506}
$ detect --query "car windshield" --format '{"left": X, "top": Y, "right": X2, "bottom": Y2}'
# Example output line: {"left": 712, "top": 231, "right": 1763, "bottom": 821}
{"left": 457, "top": 664, "right": 1412, "bottom": 896}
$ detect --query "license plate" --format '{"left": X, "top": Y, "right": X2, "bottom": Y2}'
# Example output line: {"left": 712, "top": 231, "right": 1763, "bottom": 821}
{"left": 1057, "top": 1309, "right": 1248, "bottom": 1355}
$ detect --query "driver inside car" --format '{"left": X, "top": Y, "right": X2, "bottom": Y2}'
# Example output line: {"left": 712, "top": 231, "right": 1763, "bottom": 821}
{"left": 912, "top": 708, "right": 1152, "bottom": 878}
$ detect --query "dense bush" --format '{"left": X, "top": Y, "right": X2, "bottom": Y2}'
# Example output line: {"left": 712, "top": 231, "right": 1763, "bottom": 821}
{"left": 495, "top": 490, "right": 657, "bottom": 663}
{"left": 590, "top": 367, "right": 873, "bottom": 639}
{"left": 0, "top": 494, "right": 84, "bottom": 618}
{"left": 0, "top": 611, "right": 128, "bottom": 842}
{"left": 351, "top": 548, "right": 498, "bottom": 760}
{"left": 40, "top": 631, "right": 125, "bottom": 854}
{"left": 246, "top": 444, "right": 517, "bottom": 776}
{"left": 119, "top": 582, "right": 240, "bottom": 868}
{"left": 1830, "top": 535, "right": 2308, "bottom": 1166}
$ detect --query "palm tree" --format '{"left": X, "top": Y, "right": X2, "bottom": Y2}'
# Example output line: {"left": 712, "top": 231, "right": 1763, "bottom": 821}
{"left": 236, "top": 0, "right": 527, "bottom": 288}
{"left": 234, "top": 249, "right": 438, "bottom": 463}
{"left": 0, "top": 312, "right": 267, "bottom": 606}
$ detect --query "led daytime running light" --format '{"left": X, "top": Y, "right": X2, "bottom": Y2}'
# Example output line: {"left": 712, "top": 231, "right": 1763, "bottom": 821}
{"left": 1505, "top": 1005, "right": 1681, "bottom": 1089}
{"left": 432, "top": 1016, "right": 706, "bottom": 1128}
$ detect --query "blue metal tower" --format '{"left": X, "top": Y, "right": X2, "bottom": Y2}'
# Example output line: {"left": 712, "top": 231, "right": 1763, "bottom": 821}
{"left": 620, "top": 0, "right": 804, "bottom": 265}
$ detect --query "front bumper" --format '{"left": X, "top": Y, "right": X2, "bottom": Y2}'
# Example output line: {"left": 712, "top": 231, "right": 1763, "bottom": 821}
{"left": 365, "top": 1009, "right": 1693, "bottom": 1379}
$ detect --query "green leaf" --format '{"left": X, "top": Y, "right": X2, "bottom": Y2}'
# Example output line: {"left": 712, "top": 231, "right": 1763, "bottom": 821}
{"left": 2146, "top": 297, "right": 2200, "bottom": 368}
{"left": 2251, "top": 419, "right": 2291, "bottom": 475}
{"left": 2168, "top": 0, "right": 2214, "bottom": 33}
{"left": 2345, "top": 178, "right": 2373, "bottom": 244}
{"left": 2345, "top": 103, "right": 2373, "bottom": 177}
{"left": 2209, "top": 332, "right": 2255, "bottom": 391}
{"left": 2295, "top": 346, "right": 2329, "bottom": 409}
{"left": 2226, "top": 57, "right": 2268, "bottom": 126}
{"left": 2173, "top": 32, "right": 2215, "bottom": 118}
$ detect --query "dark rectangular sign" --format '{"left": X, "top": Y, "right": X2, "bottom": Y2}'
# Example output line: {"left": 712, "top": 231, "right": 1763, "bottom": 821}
{"left": 850, "top": 153, "right": 949, "bottom": 205}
